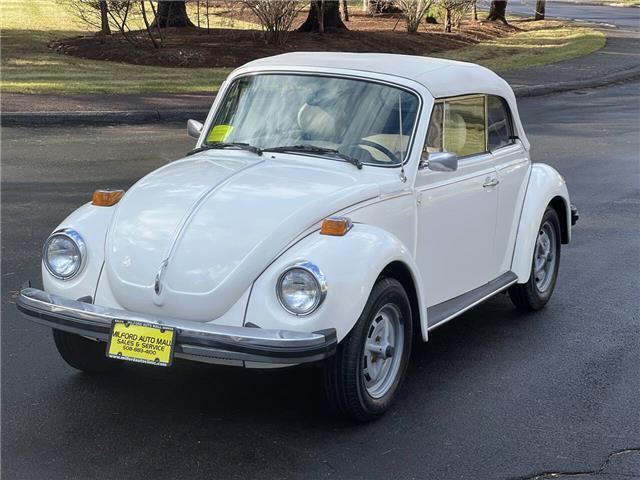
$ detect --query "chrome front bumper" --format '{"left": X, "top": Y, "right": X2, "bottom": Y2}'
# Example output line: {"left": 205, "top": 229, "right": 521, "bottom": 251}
{"left": 16, "top": 287, "right": 337, "bottom": 365}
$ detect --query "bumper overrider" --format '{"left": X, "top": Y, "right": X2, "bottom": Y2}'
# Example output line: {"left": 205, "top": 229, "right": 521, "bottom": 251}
{"left": 16, "top": 287, "right": 337, "bottom": 365}
{"left": 571, "top": 204, "right": 579, "bottom": 226}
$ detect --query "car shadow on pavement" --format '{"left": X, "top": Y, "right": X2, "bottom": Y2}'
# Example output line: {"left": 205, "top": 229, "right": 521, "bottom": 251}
{"left": 51, "top": 291, "right": 537, "bottom": 428}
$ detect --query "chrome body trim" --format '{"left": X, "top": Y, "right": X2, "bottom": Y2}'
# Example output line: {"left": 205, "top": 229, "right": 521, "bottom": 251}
{"left": 17, "top": 287, "right": 336, "bottom": 364}
{"left": 570, "top": 204, "right": 579, "bottom": 226}
{"left": 482, "top": 176, "right": 500, "bottom": 188}
{"left": 276, "top": 261, "right": 328, "bottom": 316}
{"left": 187, "top": 119, "right": 203, "bottom": 138}
{"left": 42, "top": 228, "right": 87, "bottom": 280}
{"left": 427, "top": 271, "right": 518, "bottom": 331}
{"left": 424, "top": 151, "right": 459, "bottom": 172}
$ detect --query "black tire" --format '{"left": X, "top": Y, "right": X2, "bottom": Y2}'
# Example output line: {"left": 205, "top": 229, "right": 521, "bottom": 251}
{"left": 324, "top": 277, "right": 412, "bottom": 422}
{"left": 53, "top": 329, "right": 121, "bottom": 373}
{"left": 509, "top": 206, "right": 561, "bottom": 311}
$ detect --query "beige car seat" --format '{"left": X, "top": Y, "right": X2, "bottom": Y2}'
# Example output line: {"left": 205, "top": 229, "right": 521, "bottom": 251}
{"left": 443, "top": 112, "right": 467, "bottom": 155}
{"left": 297, "top": 103, "right": 337, "bottom": 140}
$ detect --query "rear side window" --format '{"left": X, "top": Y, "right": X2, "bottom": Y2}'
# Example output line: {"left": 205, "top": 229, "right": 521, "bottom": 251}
{"left": 487, "top": 96, "right": 514, "bottom": 151}
{"left": 424, "top": 96, "right": 486, "bottom": 158}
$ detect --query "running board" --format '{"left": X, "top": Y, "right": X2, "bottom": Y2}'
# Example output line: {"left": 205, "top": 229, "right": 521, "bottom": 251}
{"left": 427, "top": 271, "right": 518, "bottom": 331}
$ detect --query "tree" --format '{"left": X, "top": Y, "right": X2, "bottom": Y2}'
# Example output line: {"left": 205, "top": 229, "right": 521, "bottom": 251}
{"left": 485, "top": 0, "right": 508, "bottom": 24}
{"left": 63, "top": 0, "right": 111, "bottom": 34}
{"left": 340, "top": 0, "right": 349, "bottom": 21}
{"left": 152, "top": 0, "right": 194, "bottom": 27}
{"left": 99, "top": 1, "right": 111, "bottom": 34}
{"left": 298, "top": 1, "right": 348, "bottom": 32}
{"left": 534, "top": 0, "right": 546, "bottom": 20}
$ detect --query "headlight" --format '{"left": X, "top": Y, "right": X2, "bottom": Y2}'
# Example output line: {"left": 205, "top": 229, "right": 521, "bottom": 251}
{"left": 276, "top": 262, "right": 327, "bottom": 316}
{"left": 42, "top": 229, "right": 86, "bottom": 280}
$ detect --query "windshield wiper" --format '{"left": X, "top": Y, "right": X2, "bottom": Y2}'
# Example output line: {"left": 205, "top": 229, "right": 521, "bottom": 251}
{"left": 264, "top": 144, "right": 363, "bottom": 170}
{"left": 187, "top": 142, "right": 263, "bottom": 157}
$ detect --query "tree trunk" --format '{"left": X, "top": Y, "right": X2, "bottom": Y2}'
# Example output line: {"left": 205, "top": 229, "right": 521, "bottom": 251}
{"left": 152, "top": 1, "right": 194, "bottom": 28}
{"left": 341, "top": 0, "right": 349, "bottom": 21}
{"left": 534, "top": 0, "right": 546, "bottom": 20}
{"left": 486, "top": 0, "right": 508, "bottom": 24}
{"left": 298, "top": 1, "right": 347, "bottom": 32}
{"left": 318, "top": 0, "right": 325, "bottom": 33}
{"left": 99, "top": 1, "right": 110, "bottom": 34}
{"left": 444, "top": 9, "right": 452, "bottom": 32}
{"left": 473, "top": 1, "right": 478, "bottom": 21}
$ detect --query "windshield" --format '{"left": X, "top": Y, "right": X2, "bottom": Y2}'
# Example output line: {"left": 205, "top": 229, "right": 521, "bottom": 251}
{"left": 204, "top": 74, "right": 420, "bottom": 166}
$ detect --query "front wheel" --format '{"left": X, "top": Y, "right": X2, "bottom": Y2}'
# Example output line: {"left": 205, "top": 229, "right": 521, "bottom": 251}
{"left": 509, "top": 206, "right": 561, "bottom": 311}
{"left": 324, "top": 278, "right": 412, "bottom": 422}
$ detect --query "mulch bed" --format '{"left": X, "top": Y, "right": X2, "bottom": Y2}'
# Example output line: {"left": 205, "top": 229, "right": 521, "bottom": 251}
{"left": 50, "top": 12, "right": 517, "bottom": 68}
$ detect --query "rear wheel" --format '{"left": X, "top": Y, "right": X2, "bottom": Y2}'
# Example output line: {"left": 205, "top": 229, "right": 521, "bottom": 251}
{"left": 509, "top": 206, "right": 561, "bottom": 311}
{"left": 53, "top": 330, "right": 121, "bottom": 373}
{"left": 324, "top": 278, "right": 412, "bottom": 422}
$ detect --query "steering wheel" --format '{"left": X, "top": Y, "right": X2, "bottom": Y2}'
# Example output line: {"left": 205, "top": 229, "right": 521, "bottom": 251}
{"left": 341, "top": 139, "right": 400, "bottom": 164}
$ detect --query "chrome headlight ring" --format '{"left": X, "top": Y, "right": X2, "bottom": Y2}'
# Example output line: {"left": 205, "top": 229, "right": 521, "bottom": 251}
{"left": 42, "top": 228, "right": 87, "bottom": 280}
{"left": 276, "top": 261, "right": 327, "bottom": 316}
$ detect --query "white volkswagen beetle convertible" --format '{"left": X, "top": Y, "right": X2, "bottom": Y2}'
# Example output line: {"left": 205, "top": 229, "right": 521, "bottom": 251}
{"left": 18, "top": 53, "right": 578, "bottom": 421}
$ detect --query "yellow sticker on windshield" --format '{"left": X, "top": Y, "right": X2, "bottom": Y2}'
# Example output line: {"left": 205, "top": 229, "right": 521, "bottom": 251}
{"left": 207, "top": 124, "right": 233, "bottom": 143}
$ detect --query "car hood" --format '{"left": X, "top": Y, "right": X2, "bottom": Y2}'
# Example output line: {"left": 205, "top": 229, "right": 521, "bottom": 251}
{"left": 105, "top": 152, "right": 379, "bottom": 321}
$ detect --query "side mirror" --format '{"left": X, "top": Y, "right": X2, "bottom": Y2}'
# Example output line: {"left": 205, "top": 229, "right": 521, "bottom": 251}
{"left": 187, "top": 119, "right": 203, "bottom": 139}
{"left": 419, "top": 151, "right": 458, "bottom": 172}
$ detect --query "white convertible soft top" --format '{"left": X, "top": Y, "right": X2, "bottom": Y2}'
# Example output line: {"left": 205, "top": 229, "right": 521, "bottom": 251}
{"left": 238, "top": 52, "right": 529, "bottom": 150}
{"left": 242, "top": 52, "right": 506, "bottom": 100}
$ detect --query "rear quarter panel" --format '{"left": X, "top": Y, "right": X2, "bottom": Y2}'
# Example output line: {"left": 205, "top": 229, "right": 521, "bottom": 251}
{"left": 511, "top": 163, "right": 571, "bottom": 282}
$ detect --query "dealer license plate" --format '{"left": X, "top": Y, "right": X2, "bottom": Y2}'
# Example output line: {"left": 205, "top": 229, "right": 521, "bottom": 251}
{"left": 107, "top": 319, "right": 175, "bottom": 367}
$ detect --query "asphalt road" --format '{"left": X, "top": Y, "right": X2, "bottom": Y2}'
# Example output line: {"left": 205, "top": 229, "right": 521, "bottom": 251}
{"left": 2, "top": 81, "right": 639, "bottom": 480}
{"left": 506, "top": 0, "right": 640, "bottom": 30}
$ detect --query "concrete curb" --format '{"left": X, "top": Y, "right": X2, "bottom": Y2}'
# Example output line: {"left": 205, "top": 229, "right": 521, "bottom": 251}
{"left": 511, "top": 65, "right": 640, "bottom": 97}
{"left": 3, "top": 66, "right": 640, "bottom": 127}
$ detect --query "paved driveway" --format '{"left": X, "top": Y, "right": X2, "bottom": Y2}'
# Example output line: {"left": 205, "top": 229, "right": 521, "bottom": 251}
{"left": 2, "top": 82, "right": 639, "bottom": 479}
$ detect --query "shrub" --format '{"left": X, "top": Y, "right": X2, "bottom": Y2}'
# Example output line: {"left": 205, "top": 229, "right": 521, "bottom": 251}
{"left": 396, "top": 0, "right": 434, "bottom": 34}
{"left": 439, "top": 0, "right": 476, "bottom": 32}
{"left": 242, "top": 0, "right": 304, "bottom": 45}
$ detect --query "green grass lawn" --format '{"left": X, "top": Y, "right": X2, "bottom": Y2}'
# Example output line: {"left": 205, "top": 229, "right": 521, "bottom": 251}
{"left": 0, "top": 1, "right": 605, "bottom": 95}
{"left": 442, "top": 21, "right": 606, "bottom": 72}
{"left": 608, "top": 0, "right": 640, "bottom": 6}
{"left": 0, "top": 0, "right": 232, "bottom": 94}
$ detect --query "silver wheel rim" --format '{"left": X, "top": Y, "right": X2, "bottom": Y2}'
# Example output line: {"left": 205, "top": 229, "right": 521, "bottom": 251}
{"left": 363, "top": 303, "right": 404, "bottom": 399}
{"left": 534, "top": 221, "right": 557, "bottom": 293}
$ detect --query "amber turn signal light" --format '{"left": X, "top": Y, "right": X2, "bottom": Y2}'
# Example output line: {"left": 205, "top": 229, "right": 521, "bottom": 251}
{"left": 92, "top": 189, "right": 125, "bottom": 207}
{"left": 320, "top": 216, "right": 353, "bottom": 236}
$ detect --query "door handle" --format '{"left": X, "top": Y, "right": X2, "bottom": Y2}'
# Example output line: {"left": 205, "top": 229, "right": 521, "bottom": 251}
{"left": 483, "top": 177, "right": 500, "bottom": 188}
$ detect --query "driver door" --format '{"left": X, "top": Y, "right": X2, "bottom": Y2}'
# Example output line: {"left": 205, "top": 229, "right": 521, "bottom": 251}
{"left": 415, "top": 96, "right": 499, "bottom": 308}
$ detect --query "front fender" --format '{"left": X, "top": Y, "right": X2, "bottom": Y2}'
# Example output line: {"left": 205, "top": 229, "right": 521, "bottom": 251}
{"left": 244, "top": 224, "right": 426, "bottom": 343}
{"left": 42, "top": 203, "right": 116, "bottom": 301}
{"left": 511, "top": 163, "right": 571, "bottom": 283}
